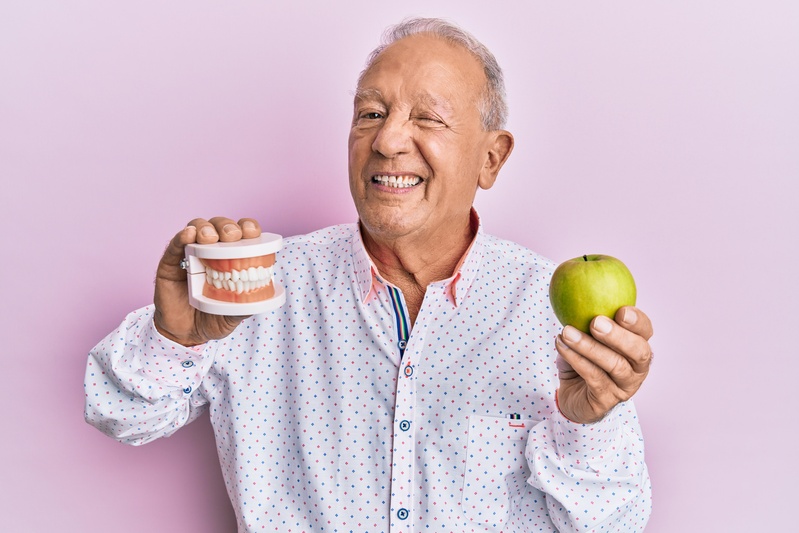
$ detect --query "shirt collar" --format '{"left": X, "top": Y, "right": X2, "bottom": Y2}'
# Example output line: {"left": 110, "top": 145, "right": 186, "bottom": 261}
{"left": 352, "top": 228, "right": 379, "bottom": 303}
{"left": 351, "top": 208, "right": 485, "bottom": 306}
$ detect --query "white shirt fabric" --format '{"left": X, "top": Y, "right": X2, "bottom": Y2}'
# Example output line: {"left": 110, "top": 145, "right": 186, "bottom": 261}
{"left": 85, "top": 220, "right": 651, "bottom": 532}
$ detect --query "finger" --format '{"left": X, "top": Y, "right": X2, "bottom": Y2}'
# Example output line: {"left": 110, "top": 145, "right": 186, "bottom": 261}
{"left": 555, "top": 335, "right": 619, "bottom": 406}
{"left": 615, "top": 306, "right": 654, "bottom": 341}
{"left": 590, "top": 315, "right": 653, "bottom": 375}
{"left": 187, "top": 218, "right": 220, "bottom": 244}
{"left": 238, "top": 218, "right": 262, "bottom": 239}
{"left": 560, "top": 325, "right": 640, "bottom": 392}
{"left": 208, "top": 216, "right": 243, "bottom": 242}
{"left": 158, "top": 225, "right": 198, "bottom": 276}
{"left": 555, "top": 353, "right": 575, "bottom": 375}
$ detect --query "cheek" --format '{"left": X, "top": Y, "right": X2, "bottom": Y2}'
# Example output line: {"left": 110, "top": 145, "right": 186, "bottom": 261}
{"left": 421, "top": 138, "right": 470, "bottom": 180}
{"left": 425, "top": 141, "right": 484, "bottom": 203}
{"left": 348, "top": 149, "right": 372, "bottom": 191}
{"left": 349, "top": 127, "right": 374, "bottom": 154}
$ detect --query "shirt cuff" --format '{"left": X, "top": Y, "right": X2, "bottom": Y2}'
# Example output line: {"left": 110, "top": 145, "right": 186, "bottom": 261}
{"left": 126, "top": 307, "right": 215, "bottom": 398}
{"left": 550, "top": 402, "right": 627, "bottom": 462}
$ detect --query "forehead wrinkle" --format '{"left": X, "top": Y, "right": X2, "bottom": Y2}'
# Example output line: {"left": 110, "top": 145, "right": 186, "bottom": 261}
{"left": 415, "top": 91, "right": 453, "bottom": 113}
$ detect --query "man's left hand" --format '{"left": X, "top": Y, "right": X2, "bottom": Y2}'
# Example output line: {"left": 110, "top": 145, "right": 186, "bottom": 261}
{"left": 555, "top": 306, "right": 654, "bottom": 424}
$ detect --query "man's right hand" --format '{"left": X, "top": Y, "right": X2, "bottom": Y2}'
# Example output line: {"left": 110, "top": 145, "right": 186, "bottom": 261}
{"left": 153, "top": 216, "right": 262, "bottom": 346}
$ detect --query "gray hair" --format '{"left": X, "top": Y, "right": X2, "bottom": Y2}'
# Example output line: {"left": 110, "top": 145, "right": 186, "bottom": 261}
{"left": 358, "top": 17, "right": 508, "bottom": 131}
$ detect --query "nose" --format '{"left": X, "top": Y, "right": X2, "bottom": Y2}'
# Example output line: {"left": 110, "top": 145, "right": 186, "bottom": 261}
{"left": 371, "top": 115, "right": 412, "bottom": 158}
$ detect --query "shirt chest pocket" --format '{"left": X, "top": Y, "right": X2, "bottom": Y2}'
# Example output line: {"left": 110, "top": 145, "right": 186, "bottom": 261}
{"left": 461, "top": 414, "right": 536, "bottom": 531}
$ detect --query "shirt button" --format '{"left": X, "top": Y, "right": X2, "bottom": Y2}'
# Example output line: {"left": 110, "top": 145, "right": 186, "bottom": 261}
{"left": 399, "top": 420, "right": 411, "bottom": 431}
{"left": 181, "top": 360, "right": 195, "bottom": 368}
{"left": 398, "top": 339, "right": 407, "bottom": 350}
{"left": 397, "top": 508, "right": 409, "bottom": 520}
{"left": 403, "top": 365, "right": 414, "bottom": 377}
{"left": 183, "top": 386, "right": 192, "bottom": 394}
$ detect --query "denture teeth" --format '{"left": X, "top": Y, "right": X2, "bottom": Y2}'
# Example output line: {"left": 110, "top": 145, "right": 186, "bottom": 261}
{"left": 204, "top": 264, "right": 273, "bottom": 294}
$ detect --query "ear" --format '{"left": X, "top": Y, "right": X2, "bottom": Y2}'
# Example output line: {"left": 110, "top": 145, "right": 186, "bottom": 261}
{"left": 477, "top": 130, "right": 514, "bottom": 190}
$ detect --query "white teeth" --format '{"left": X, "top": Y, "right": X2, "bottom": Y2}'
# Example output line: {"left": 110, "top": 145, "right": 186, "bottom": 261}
{"left": 373, "top": 175, "right": 422, "bottom": 188}
{"left": 204, "top": 265, "right": 273, "bottom": 293}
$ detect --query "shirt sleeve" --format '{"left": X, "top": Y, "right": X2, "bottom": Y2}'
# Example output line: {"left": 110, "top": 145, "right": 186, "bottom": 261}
{"left": 525, "top": 400, "right": 652, "bottom": 532}
{"left": 83, "top": 305, "right": 214, "bottom": 446}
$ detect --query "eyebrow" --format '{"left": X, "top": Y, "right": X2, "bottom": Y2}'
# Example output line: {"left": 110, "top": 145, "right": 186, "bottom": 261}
{"left": 353, "top": 88, "right": 383, "bottom": 102}
{"left": 353, "top": 88, "right": 453, "bottom": 113}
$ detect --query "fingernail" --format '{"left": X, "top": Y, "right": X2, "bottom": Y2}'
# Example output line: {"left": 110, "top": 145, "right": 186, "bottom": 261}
{"left": 593, "top": 315, "right": 612, "bottom": 334}
{"left": 200, "top": 226, "right": 215, "bottom": 238}
{"left": 241, "top": 220, "right": 255, "bottom": 231}
{"left": 222, "top": 223, "right": 238, "bottom": 236}
{"left": 621, "top": 308, "right": 637, "bottom": 326}
{"left": 563, "top": 326, "right": 582, "bottom": 343}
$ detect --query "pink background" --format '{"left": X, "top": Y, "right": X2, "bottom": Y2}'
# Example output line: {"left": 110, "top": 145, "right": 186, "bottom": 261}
{"left": 2, "top": 1, "right": 797, "bottom": 531}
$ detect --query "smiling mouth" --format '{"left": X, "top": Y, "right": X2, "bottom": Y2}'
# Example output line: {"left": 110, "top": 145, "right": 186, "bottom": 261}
{"left": 372, "top": 175, "right": 423, "bottom": 188}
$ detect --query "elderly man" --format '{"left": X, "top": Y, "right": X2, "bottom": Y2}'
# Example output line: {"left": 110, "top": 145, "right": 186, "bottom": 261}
{"left": 86, "top": 17, "right": 653, "bottom": 532}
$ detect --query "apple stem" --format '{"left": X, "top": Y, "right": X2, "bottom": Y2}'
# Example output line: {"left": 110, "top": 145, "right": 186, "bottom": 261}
{"left": 583, "top": 255, "right": 588, "bottom": 261}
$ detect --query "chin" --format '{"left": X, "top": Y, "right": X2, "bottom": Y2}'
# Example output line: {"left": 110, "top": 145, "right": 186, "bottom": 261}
{"left": 358, "top": 205, "right": 425, "bottom": 238}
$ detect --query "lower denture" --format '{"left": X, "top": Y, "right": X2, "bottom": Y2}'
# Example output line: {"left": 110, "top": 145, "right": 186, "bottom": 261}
{"left": 200, "top": 254, "right": 277, "bottom": 303}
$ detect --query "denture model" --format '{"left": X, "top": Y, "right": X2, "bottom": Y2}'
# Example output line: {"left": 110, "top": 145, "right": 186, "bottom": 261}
{"left": 183, "top": 233, "right": 286, "bottom": 315}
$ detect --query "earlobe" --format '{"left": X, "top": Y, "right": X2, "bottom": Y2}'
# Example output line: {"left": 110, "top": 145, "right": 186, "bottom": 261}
{"left": 478, "top": 130, "right": 514, "bottom": 190}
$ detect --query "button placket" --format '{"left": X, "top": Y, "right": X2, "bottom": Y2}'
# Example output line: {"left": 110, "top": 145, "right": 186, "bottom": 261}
{"left": 386, "top": 285, "right": 415, "bottom": 532}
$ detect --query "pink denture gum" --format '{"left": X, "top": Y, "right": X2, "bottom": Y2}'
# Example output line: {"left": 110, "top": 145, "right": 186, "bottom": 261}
{"left": 184, "top": 233, "right": 286, "bottom": 315}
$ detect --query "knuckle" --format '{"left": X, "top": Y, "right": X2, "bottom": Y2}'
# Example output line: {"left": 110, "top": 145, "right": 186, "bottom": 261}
{"left": 581, "top": 338, "right": 603, "bottom": 360}
{"left": 633, "top": 343, "right": 652, "bottom": 365}
{"left": 616, "top": 390, "right": 633, "bottom": 403}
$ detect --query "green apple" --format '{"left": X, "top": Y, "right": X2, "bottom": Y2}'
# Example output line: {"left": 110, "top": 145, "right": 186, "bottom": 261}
{"left": 549, "top": 254, "right": 637, "bottom": 333}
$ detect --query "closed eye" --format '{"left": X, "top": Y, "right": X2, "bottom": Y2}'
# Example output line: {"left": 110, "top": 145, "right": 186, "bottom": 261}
{"left": 414, "top": 115, "right": 446, "bottom": 127}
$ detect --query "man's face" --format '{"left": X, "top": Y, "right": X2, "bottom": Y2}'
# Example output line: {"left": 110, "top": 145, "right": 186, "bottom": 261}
{"left": 348, "top": 34, "right": 498, "bottom": 245}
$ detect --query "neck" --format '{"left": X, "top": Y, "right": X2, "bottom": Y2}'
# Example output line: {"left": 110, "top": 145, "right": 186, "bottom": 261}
{"left": 360, "top": 213, "right": 476, "bottom": 325}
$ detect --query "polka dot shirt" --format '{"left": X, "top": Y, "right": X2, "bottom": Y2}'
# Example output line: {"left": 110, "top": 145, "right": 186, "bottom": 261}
{"left": 85, "top": 222, "right": 651, "bottom": 532}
